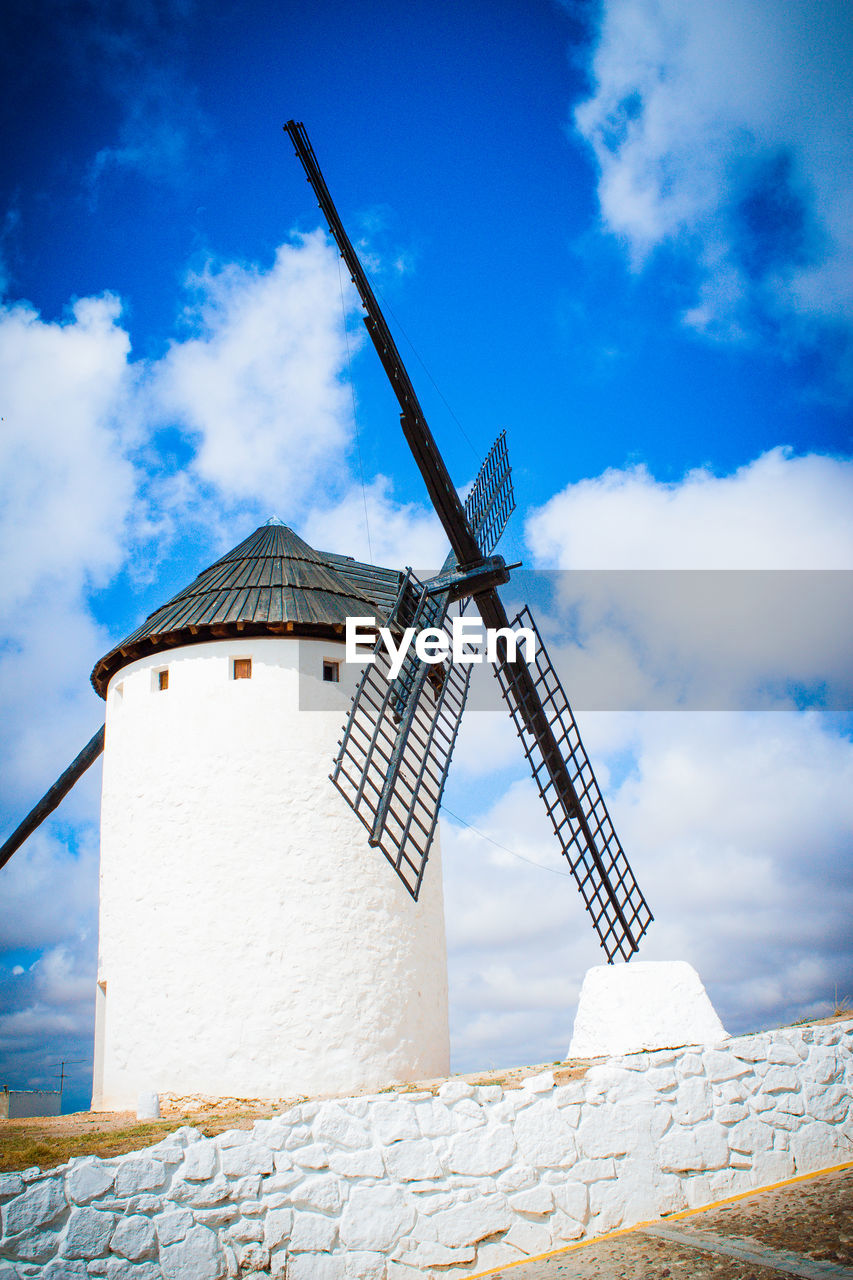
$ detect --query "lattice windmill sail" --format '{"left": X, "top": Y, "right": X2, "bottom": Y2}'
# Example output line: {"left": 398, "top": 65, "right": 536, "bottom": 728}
{"left": 285, "top": 120, "right": 653, "bottom": 962}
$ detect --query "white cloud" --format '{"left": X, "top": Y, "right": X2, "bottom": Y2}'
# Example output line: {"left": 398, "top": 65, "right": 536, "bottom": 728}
{"left": 526, "top": 448, "right": 853, "bottom": 570}
{"left": 518, "top": 450, "right": 853, "bottom": 709}
{"left": 302, "top": 474, "right": 446, "bottom": 570}
{"left": 154, "top": 234, "right": 361, "bottom": 515}
{"left": 575, "top": 0, "right": 853, "bottom": 340}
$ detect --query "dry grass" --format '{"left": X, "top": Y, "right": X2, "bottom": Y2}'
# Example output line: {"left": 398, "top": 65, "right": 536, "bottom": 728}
{"left": 0, "top": 1101, "right": 278, "bottom": 1174}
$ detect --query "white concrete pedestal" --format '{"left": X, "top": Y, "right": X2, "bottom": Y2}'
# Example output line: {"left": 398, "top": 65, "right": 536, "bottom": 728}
{"left": 568, "top": 960, "right": 728, "bottom": 1058}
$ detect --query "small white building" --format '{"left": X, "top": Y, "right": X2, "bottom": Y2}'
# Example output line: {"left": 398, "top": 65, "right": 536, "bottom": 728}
{"left": 90, "top": 520, "right": 450, "bottom": 1111}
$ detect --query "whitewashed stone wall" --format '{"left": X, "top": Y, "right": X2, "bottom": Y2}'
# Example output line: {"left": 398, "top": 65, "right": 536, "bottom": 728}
{"left": 2, "top": 1019, "right": 851, "bottom": 1280}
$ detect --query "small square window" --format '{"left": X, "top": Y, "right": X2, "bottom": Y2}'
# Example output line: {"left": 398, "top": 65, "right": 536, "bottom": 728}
{"left": 323, "top": 659, "right": 340, "bottom": 683}
{"left": 157, "top": 669, "right": 169, "bottom": 692}
{"left": 233, "top": 658, "right": 252, "bottom": 680}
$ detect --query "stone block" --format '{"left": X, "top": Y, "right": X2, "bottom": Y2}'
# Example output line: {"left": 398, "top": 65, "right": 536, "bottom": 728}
{"left": 238, "top": 1242, "right": 270, "bottom": 1272}
{"left": 44, "top": 1261, "right": 89, "bottom": 1279}
{"left": 648, "top": 1068, "right": 678, "bottom": 1093}
{"left": 761, "top": 1066, "right": 799, "bottom": 1094}
{"left": 767, "top": 1042, "right": 801, "bottom": 1065}
{"left": 287, "top": 1254, "right": 345, "bottom": 1280}
{"left": 671, "top": 1078, "right": 712, "bottom": 1125}
{"left": 383, "top": 1138, "right": 443, "bottom": 1181}
{"left": 193, "top": 1207, "right": 238, "bottom": 1229}
{"left": 340, "top": 1185, "right": 416, "bottom": 1251}
{"left": 106, "top": 1262, "right": 162, "bottom": 1280}
{"left": 0, "top": 1175, "right": 24, "bottom": 1202}
{"left": 437, "top": 1081, "right": 475, "bottom": 1104}
{"left": 523, "top": 1071, "right": 555, "bottom": 1094}
{"left": 2, "top": 1178, "right": 67, "bottom": 1235}
{"left": 159, "top": 1224, "right": 226, "bottom": 1280}
{"left": 313, "top": 1104, "right": 369, "bottom": 1151}
{"left": 717, "top": 1103, "right": 748, "bottom": 1124}
{"left": 426, "top": 1192, "right": 511, "bottom": 1248}
{"left": 399, "top": 1240, "right": 477, "bottom": 1266}
{"left": 219, "top": 1143, "right": 273, "bottom": 1178}
{"left": 497, "top": 1165, "right": 537, "bottom": 1193}
{"left": 727, "top": 1118, "right": 772, "bottom": 1156}
{"left": 515, "top": 1102, "right": 577, "bottom": 1166}
{"left": 804, "top": 1083, "right": 849, "bottom": 1123}
{"left": 509, "top": 1184, "right": 554, "bottom": 1215}
{"left": 807, "top": 1047, "right": 842, "bottom": 1085}
{"left": 156, "top": 1209, "right": 194, "bottom": 1246}
{"left": 505, "top": 1219, "right": 554, "bottom": 1255}
{"left": 478, "top": 1085, "right": 503, "bottom": 1103}
{"left": 226, "top": 1218, "right": 264, "bottom": 1244}
{"left": 774, "top": 1094, "right": 805, "bottom": 1117}
{"left": 264, "top": 1208, "right": 293, "bottom": 1249}
{"left": 703, "top": 1050, "right": 751, "bottom": 1083}
{"left": 291, "top": 1173, "right": 344, "bottom": 1214}
{"left": 570, "top": 1157, "right": 616, "bottom": 1183}
{"left": 415, "top": 1099, "right": 456, "bottom": 1138}
{"left": 114, "top": 1160, "right": 166, "bottom": 1197}
{"left": 472, "top": 1239, "right": 526, "bottom": 1273}
{"left": 289, "top": 1144, "right": 329, "bottom": 1169}
{"left": 569, "top": 961, "right": 727, "bottom": 1057}
{"left": 110, "top": 1213, "right": 157, "bottom": 1261}
{"left": 446, "top": 1125, "right": 515, "bottom": 1177}
{"left": 181, "top": 1142, "right": 217, "bottom": 1181}
{"left": 369, "top": 1100, "right": 421, "bottom": 1144}
{"left": 168, "top": 1175, "right": 230, "bottom": 1209}
{"left": 1, "top": 1226, "right": 61, "bottom": 1263}
{"left": 450, "top": 1098, "right": 486, "bottom": 1131}
{"left": 284, "top": 1124, "right": 313, "bottom": 1150}
{"left": 250, "top": 1118, "right": 290, "bottom": 1150}
{"left": 343, "top": 1251, "right": 386, "bottom": 1280}
{"left": 65, "top": 1162, "right": 115, "bottom": 1206}
{"left": 290, "top": 1211, "right": 338, "bottom": 1252}
{"left": 328, "top": 1148, "right": 385, "bottom": 1178}
{"left": 62, "top": 1206, "right": 116, "bottom": 1258}
{"left": 658, "top": 1123, "right": 730, "bottom": 1171}
{"left": 553, "top": 1181, "right": 588, "bottom": 1223}
{"left": 751, "top": 1150, "right": 795, "bottom": 1185}
{"left": 789, "top": 1121, "right": 853, "bottom": 1172}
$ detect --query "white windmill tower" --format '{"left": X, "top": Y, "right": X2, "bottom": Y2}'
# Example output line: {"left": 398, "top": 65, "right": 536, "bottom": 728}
{"left": 87, "top": 520, "right": 451, "bottom": 1109}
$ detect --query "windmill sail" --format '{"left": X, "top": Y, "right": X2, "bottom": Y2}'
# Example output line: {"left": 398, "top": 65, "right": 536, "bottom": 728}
{"left": 464, "top": 430, "right": 514, "bottom": 559}
{"left": 286, "top": 119, "right": 653, "bottom": 959}
{"left": 331, "top": 571, "right": 472, "bottom": 898}
{"left": 493, "top": 607, "right": 652, "bottom": 961}
{"left": 330, "top": 431, "right": 514, "bottom": 897}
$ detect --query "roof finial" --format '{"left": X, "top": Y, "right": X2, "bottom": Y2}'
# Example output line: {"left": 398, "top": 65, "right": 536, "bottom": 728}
{"left": 264, "top": 515, "right": 285, "bottom": 526}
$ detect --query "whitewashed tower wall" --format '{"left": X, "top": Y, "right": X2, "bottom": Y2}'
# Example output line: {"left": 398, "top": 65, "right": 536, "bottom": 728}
{"left": 93, "top": 635, "right": 450, "bottom": 1110}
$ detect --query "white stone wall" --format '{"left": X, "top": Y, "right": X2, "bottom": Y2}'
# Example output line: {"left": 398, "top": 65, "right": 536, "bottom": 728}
{"left": 95, "top": 637, "right": 450, "bottom": 1110}
{"left": 2, "top": 1020, "right": 851, "bottom": 1280}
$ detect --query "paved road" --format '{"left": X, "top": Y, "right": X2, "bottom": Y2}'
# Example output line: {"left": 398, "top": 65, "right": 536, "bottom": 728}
{"left": 475, "top": 1165, "right": 853, "bottom": 1280}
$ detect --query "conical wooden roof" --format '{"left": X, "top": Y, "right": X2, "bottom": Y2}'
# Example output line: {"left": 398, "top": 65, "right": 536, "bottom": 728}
{"left": 91, "top": 520, "right": 398, "bottom": 697}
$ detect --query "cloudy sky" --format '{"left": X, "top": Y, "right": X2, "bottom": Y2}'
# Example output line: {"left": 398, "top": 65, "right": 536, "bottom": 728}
{"left": 1, "top": 0, "right": 851, "bottom": 1113}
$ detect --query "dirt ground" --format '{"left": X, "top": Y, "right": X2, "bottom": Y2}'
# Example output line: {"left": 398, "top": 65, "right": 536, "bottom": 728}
{"left": 475, "top": 1163, "right": 853, "bottom": 1279}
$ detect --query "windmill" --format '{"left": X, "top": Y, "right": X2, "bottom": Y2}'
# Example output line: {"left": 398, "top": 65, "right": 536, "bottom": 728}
{"left": 0, "top": 123, "right": 652, "bottom": 1107}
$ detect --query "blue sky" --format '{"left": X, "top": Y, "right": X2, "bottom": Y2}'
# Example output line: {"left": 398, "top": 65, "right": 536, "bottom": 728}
{"left": 1, "top": 0, "right": 851, "bottom": 1114}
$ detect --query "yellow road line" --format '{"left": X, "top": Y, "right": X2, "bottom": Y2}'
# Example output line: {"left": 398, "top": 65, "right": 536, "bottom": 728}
{"left": 465, "top": 1160, "right": 853, "bottom": 1278}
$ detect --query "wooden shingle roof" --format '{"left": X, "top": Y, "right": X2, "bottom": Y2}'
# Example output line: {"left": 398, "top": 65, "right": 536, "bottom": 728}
{"left": 91, "top": 520, "right": 403, "bottom": 697}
